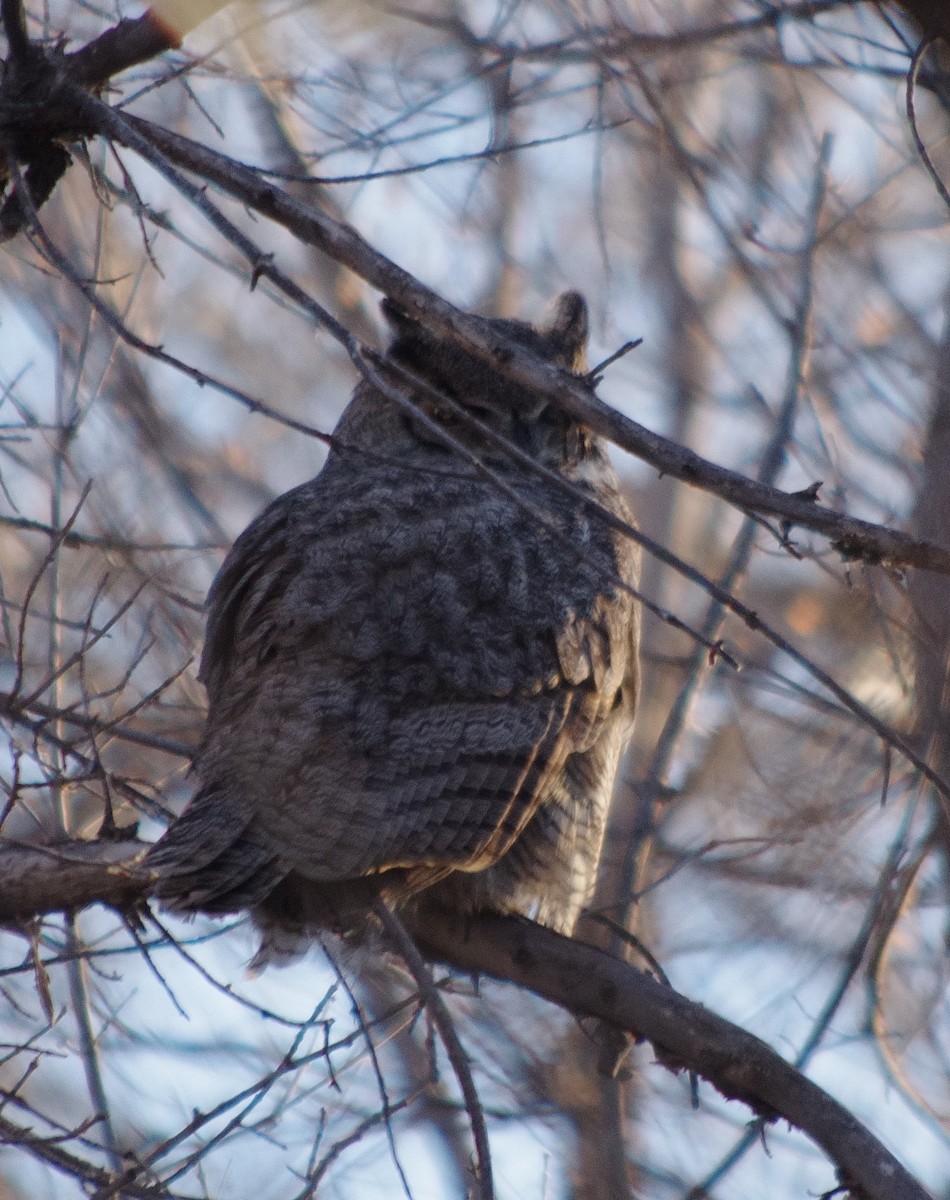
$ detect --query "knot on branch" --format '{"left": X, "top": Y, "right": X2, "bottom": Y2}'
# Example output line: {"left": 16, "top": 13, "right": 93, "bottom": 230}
{"left": 832, "top": 534, "right": 886, "bottom": 567}
{"left": 0, "top": 35, "right": 85, "bottom": 238}
{"left": 0, "top": 9, "right": 179, "bottom": 240}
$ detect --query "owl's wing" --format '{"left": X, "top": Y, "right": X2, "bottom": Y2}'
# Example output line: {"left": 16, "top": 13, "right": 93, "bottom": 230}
{"left": 149, "top": 484, "right": 316, "bottom": 907}
{"left": 199, "top": 480, "right": 311, "bottom": 703}
{"left": 153, "top": 466, "right": 636, "bottom": 904}
{"left": 321, "top": 692, "right": 581, "bottom": 876}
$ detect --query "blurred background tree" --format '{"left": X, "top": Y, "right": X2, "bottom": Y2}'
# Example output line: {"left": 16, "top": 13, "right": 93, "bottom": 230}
{"left": 0, "top": 2, "right": 948, "bottom": 1197}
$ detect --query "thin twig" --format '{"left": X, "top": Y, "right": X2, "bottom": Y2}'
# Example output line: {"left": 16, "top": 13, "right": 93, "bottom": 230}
{"left": 906, "top": 36, "right": 950, "bottom": 213}
{"left": 64, "top": 918, "right": 123, "bottom": 1173}
{"left": 321, "top": 945, "right": 415, "bottom": 1200}
{"left": 102, "top": 105, "right": 950, "bottom": 576}
{"left": 0, "top": 843, "right": 933, "bottom": 1200}
{"left": 615, "top": 135, "right": 835, "bottom": 944}
{"left": 374, "top": 899, "right": 495, "bottom": 1200}
{"left": 16, "top": 102, "right": 950, "bottom": 821}
{"left": 0, "top": 0, "right": 29, "bottom": 62}
{"left": 408, "top": 911, "right": 932, "bottom": 1200}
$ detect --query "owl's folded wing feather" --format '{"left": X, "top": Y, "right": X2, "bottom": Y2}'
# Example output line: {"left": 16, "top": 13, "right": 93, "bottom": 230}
{"left": 150, "top": 468, "right": 636, "bottom": 909}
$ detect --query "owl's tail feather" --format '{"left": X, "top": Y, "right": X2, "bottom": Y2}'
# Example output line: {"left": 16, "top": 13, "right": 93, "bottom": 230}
{"left": 248, "top": 870, "right": 410, "bottom": 967}
{"left": 147, "top": 788, "right": 285, "bottom": 914}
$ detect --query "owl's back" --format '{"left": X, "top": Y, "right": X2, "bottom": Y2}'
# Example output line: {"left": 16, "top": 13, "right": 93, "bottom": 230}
{"left": 148, "top": 295, "right": 640, "bottom": 958}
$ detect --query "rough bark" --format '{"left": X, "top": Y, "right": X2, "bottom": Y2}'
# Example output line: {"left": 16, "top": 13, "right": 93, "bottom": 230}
{"left": 0, "top": 837, "right": 933, "bottom": 1200}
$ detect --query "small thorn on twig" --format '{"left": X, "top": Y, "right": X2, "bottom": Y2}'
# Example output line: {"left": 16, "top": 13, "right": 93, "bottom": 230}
{"left": 779, "top": 483, "right": 822, "bottom": 550}
{"left": 586, "top": 338, "right": 643, "bottom": 384}
{"left": 250, "top": 253, "right": 274, "bottom": 291}
{"left": 708, "top": 640, "right": 739, "bottom": 670}
{"left": 778, "top": 521, "right": 803, "bottom": 558}
{"left": 818, "top": 1181, "right": 853, "bottom": 1200}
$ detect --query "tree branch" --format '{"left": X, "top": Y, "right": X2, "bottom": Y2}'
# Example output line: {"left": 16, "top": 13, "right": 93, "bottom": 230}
{"left": 2, "top": 14, "right": 949, "bottom": 572}
{"left": 0, "top": 0, "right": 29, "bottom": 63}
{"left": 0, "top": 838, "right": 933, "bottom": 1200}
{"left": 0, "top": 839, "right": 150, "bottom": 920}
{"left": 410, "top": 911, "right": 934, "bottom": 1200}
{"left": 897, "top": 0, "right": 950, "bottom": 43}
{"left": 94, "top": 106, "right": 950, "bottom": 578}
{"left": 64, "top": 12, "right": 181, "bottom": 89}
{"left": 373, "top": 899, "right": 494, "bottom": 1200}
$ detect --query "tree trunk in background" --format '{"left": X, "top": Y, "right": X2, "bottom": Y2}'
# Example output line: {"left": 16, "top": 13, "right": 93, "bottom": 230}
{"left": 909, "top": 307, "right": 950, "bottom": 867}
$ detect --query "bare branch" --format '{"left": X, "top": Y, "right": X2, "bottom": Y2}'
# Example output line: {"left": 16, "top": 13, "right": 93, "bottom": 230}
{"left": 93, "top": 107, "right": 950, "bottom": 577}
{"left": 0, "top": 840, "right": 933, "bottom": 1200}
{"left": 411, "top": 911, "right": 934, "bottom": 1200}
{"left": 0, "top": 839, "right": 150, "bottom": 920}
{"left": 374, "top": 899, "right": 494, "bottom": 1200}
{"left": 64, "top": 12, "right": 181, "bottom": 88}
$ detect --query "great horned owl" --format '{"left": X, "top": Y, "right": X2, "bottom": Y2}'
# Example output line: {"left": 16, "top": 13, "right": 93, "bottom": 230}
{"left": 149, "top": 292, "right": 640, "bottom": 962}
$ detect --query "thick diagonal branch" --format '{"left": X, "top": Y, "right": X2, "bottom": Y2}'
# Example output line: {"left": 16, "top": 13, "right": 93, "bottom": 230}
{"left": 87, "top": 103, "right": 950, "bottom": 577}
{"left": 0, "top": 838, "right": 933, "bottom": 1200}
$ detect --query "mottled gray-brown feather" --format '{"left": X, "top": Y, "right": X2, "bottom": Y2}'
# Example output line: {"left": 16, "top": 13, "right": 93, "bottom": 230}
{"left": 148, "top": 292, "right": 640, "bottom": 959}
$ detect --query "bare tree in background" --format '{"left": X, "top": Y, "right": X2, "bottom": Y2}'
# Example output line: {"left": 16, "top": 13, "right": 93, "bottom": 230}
{"left": 0, "top": 2, "right": 948, "bottom": 1199}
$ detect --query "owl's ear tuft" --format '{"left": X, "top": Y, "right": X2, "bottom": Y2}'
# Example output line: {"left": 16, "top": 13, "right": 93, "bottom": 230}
{"left": 547, "top": 291, "right": 589, "bottom": 371}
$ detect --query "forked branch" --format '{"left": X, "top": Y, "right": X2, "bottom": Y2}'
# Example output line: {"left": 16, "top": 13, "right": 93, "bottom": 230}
{"left": 0, "top": 838, "right": 933, "bottom": 1200}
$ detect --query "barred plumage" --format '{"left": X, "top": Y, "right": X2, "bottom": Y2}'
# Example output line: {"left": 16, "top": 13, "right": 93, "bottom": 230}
{"left": 148, "top": 293, "right": 640, "bottom": 962}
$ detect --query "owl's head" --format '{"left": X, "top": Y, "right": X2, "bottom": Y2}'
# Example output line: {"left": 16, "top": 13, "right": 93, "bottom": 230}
{"left": 382, "top": 290, "right": 589, "bottom": 377}
{"left": 341, "top": 291, "right": 597, "bottom": 470}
